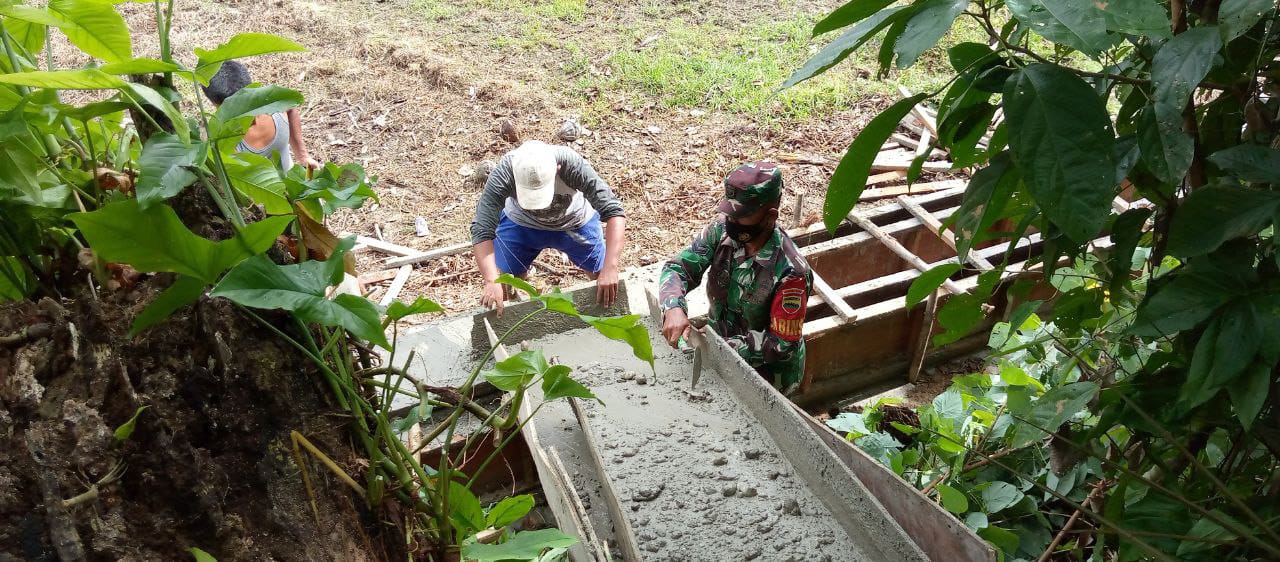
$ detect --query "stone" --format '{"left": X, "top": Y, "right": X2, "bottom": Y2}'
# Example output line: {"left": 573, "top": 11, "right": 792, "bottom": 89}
{"left": 782, "top": 498, "right": 801, "bottom": 516}
{"left": 712, "top": 456, "right": 727, "bottom": 466}
{"left": 557, "top": 119, "right": 584, "bottom": 142}
{"left": 721, "top": 483, "right": 738, "bottom": 497}
{"left": 744, "top": 449, "right": 764, "bottom": 460}
{"left": 738, "top": 487, "right": 758, "bottom": 498}
{"left": 632, "top": 484, "right": 664, "bottom": 502}
{"left": 744, "top": 548, "right": 762, "bottom": 560}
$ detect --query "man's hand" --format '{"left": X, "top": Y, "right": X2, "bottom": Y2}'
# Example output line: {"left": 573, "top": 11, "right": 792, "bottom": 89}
{"left": 300, "top": 155, "right": 322, "bottom": 172}
{"left": 661, "top": 307, "right": 691, "bottom": 349}
{"left": 595, "top": 264, "right": 619, "bottom": 308}
{"left": 480, "top": 281, "right": 506, "bottom": 317}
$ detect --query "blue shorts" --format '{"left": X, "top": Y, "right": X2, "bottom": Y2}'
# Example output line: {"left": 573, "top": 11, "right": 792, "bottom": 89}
{"left": 493, "top": 212, "right": 605, "bottom": 276}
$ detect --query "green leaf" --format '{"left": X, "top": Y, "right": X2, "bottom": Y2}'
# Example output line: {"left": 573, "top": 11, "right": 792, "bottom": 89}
{"left": 1177, "top": 511, "right": 1243, "bottom": 557}
{"left": 130, "top": 275, "right": 207, "bottom": 336}
{"left": 495, "top": 273, "right": 539, "bottom": 297}
{"left": 462, "top": 529, "right": 578, "bottom": 562}
{"left": 581, "top": 314, "right": 654, "bottom": 368}
{"left": 999, "top": 364, "right": 1045, "bottom": 392}
{"left": 486, "top": 494, "right": 535, "bottom": 528}
{"left": 936, "top": 484, "right": 969, "bottom": 514}
{"left": 223, "top": 153, "right": 291, "bottom": 214}
{"left": 0, "top": 257, "right": 35, "bottom": 302}
{"left": 113, "top": 405, "right": 148, "bottom": 442}
{"left": 4, "top": 16, "right": 47, "bottom": 57}
{"left": 1097, "top": 0, "right": 1171, "bottom": 38}
{"left": 123, "top": 82, "right": 188, "bottom": 141}
{"left": 1003, "top": 64, "right": 1116, "bottom": 243}
{"left": 1207, "top": 144, "right": 1280, "bottom": 183}
{"left": 392, "top": 402, "right": 431, "bottom": 434}
{"left": 934, "top": 293, "right": 986, "bottom": 346}
{"left": 542, "top": 365, "right": 599, "bottom": 402}
{"left": 1181, "top": 300, "right": 1261, "bottom": 408}
{"left": 1218, "top": 0, "right": 1272, "bottom": 41}
{"left": 980, "top": 481, "right": 1023, "bottom": 513}
{"left": 905, "top": 264, "right": 962, "bottom": 308}
{"left": 135, "top": 133, "right": 205, "bottom": 208}
{"left": 812, "top": 0, "right": 896, "bottom": 36}
{"left": 1130, "top": 267, "right": 1242, "bottom": 337}
{"left": 1137, "top": 104, "right": 1192, "bottom": 185}
{"left": 783, "top": 6, "right": 909, "bottom": 89}
{"left": 0, "top": 68, "right": 125, "bottom": 89}
{"left": 447, "top": 481, "right": 486, "bottom": 537}
{"left": 47, "top": 0, "right": 131, "bottom": 63}
{"left": 215, "top": 85, "right": 303, "bottom": 122}
{"left": 538, "top": 291, "right": 579, "bottom": 316}
{"left": 194, "top": 33, "right": 306, "bottom": 85}
{"left": 71, "top": 200, "right": 219, "bottom": 280}
{"left": 1006, "top": 0, "right": 1110, "bottom": 56}
{"left": 57, "top": 100, "right": 132, "bottom": 122}
{"left": 1226, "top": 360, "right": 1270, "bottom": 430}
{"left": 1151, "top": 26, "right": 1222, "bottom": 180}
{"left": 891, "top": 0, "right": 967, "bottom": 69}
{"left": 385, "top": 297, "right": 445, "bottom": 321}
{"left": 99, "top": 58, "right": 182, "bottom": 74}
{"left": 978, "top": 525, "right": 1020, "bottom": 554}
{"left": 1167, "top": 186, "right": 1280, "bottom": 258}
{"left": 1010, "top": 382, "right": 1097, "bottom": 447}
{"left": 826, "top": 412, "right": 872, "bottom": 436}
{"left": 964, "top": 512, "right": 989, "bottom": 531}
{"left": 188, "top": 547, "right": 217, "bottom": 562}
{"left": 1108, "top": 207, "right": 1152, "bottom": 298}
{"left": 0, "top": 4, "right": 63, "bottom": 26}
{"left": 483, "top": 350, "right": 548, "bottom": 392}
{"left": 953, "top": 152, "right": 1021, "bottom": 259}
{"left": 825, "top": 94, "right": 926, "bottom": 232}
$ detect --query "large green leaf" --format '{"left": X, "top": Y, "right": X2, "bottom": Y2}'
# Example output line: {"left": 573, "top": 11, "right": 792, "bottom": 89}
{"left": 1003, "top": 64, "right": 1116, "bottom": 243}
{"left": 981, "top": 481, "right": 1023, "bottom": 513}
{"left": 194, "top": 33, "right": 306, "bottom": 85}
{"left": 3, "top": 15, "right": 47, "bottom": 57}
{"left": 782, "top": 6, "right": 909, "bottom": 89}
{"left": 482, "top": 350, "right": 547, "bottom": 391}
{"left": 581, "top": 314, "right": 654, "bottom": 368}
{"left": 952, "top": 152, "right": 1022, "bottom": 259}
{"left": 1218, "top": 0, "right": 1272, "bottom": 41}
{"left": 1167, "top": 186, "right": 1280, "bottom": 258}
{"left": 385, "top": 297, "right": 445, "bottom": 321}
{"left": 447, "top": 481, "right": 485, "bottom": 537}
{"left": 486, "top": 494, "right": 535, "bottom": 528}
{"left": 0, "top": 68, "right": 125, "bottom": 89}
{"left": 1207, "top": 145, "right": 1280, "bottom": 183}
{"left": 47, "top": 0, "right": 130, "bottom": 63}
{"left": 1151, "top": 26, "right": 1222, "bottom": 181}
{"left": 0, "top": 257, "right": 34, "bottom": 302}
{"left": 1129, "top": 264, "right": 1245, "bottom": 337}
{"left": 812, "top": 0, "right": 896, "bottom": 36}
{"left": 215, "top": 85, "right": 303, "bottom": 122}
{"left": 1006, "top": 0, "right": 1110, "bottom": 56}
{"left": 891, "top": 0, "right": 967, "bottom": 69}
{"left": 462, "top": 529, "right": 578, "bottom": 562}
{"left": 1107, "top": 207, "right": 1153, "bottom": 298}
{"left": 131, "top": 275, "right": 207, "bottom": 336}
{"left": 0, "top": 4, "right": 63, "bottom": 26}
{"left": 936, "top": 484, "right": 969, "bottom": 514}
{"left": 135, "top": 133, "right": 205, "bottom": 209}
{"left": 99, "top": 58, "right": 182, "bottom": 75}
{"left": 1097, "top": 0, "right": 1171, "bottom": 38}
{"left": 223, "top": 153, "right": 291, "bottom": 214}
{"left": 1136, "top": 105, "right": 1192, "bottom": 185}
{"left": 1226, "top": 360, "right": 1271, "bottom": 430}
{"left": 905, "top": 264, "right": 962, "bottom": 308}
{"left": 824, "top": 94, "right": 927, "bottom": 232}
{"left": 1180, "top": 300, "right": 1261, "bottom": 408}
{"left": 123, "top": 82, "right": 189, "bottom": 141}
{"left": 542, "top": 365, "right": 599, "bottom": 402}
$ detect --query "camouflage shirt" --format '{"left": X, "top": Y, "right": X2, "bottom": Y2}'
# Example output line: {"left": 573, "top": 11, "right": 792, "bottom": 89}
{"left": 658, "top": 218, "right": 812, "bottom": 390}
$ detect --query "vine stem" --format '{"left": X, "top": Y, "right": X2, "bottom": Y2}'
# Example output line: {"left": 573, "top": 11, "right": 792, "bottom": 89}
{"left": 1035, "top": 480, "right": 1109, "bottom": 562}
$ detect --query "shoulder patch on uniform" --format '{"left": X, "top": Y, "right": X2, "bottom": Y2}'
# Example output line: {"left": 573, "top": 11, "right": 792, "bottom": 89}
{"left": 770, "top": 274, "right": 807, "bottom": 342}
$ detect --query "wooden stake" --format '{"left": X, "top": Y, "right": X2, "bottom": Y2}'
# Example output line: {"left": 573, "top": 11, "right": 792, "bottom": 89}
{"left": 384, "top": 241, "right": 472, "bottom": 268}
{"left": 847, "top": 211, "right": 965, "bottom": 295}
{"left": 343, "top": 234, "right": 420, "bottom": 257}
{"left": 792, "top": 193, "right": 805, "bottom": 229}
{"left": 812, "top": 272, "right": 856, "bottom": 324}
{"left": 379, "top": 265, "right": 413, "bottom": 306}
{"left": 907, "top": 290, "right": 939, "bottom": 383}
{"left": 895, "top": 195, "right": 996, "bottom": 271}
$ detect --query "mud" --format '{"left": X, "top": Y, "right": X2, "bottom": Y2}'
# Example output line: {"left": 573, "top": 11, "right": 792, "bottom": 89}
{"left": 524, "top": 328, "right": 875, "bottom": 561}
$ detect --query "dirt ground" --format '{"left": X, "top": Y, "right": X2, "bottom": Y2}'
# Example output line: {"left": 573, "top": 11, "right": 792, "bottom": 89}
{"left": 98, "top": 0, "right": 908, "bottom": 316}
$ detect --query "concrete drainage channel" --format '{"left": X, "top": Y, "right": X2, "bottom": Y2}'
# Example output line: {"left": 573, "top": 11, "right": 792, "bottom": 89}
{"left": 391, "top": 278, "right": 928, "bottom": 561}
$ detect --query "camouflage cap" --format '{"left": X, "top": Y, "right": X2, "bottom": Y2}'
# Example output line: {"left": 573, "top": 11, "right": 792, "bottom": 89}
{"left": 718, "top": 161, "right": 783, "bottom": 219}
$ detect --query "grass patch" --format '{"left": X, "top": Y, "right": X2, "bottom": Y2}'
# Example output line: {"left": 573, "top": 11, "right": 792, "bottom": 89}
{"left": 529, "top": 0, "right": 585, "bottom": 23}
{"left": 409, "top": 0, "right": 460, "bottom": 20}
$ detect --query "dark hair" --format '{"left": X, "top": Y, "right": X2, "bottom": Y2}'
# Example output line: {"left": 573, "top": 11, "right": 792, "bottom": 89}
{"left": 201, "top": 60, "right": 251, "bottom": 105}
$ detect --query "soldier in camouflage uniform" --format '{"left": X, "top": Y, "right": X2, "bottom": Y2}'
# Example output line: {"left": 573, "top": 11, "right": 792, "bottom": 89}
{"left": 658, "top": 161, "right": 813, "bottom": 393}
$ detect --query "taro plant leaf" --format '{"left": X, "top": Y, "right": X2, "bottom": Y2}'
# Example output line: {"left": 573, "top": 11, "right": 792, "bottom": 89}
{"left": 483, "top": 350, "right": 548, "bottom": 392}
{"left": 222, "top": 153, "right": 291, "bottom": 214}
{"left": 215, "top": 85, "right": 304, "bottom": 122}
{"left": 47, "top": 0, "right": 132, "bottom": 63}
{"left": 486, "top": 494, "right": 535, "bottom": 528}
{"left": 1218, "top": 0, "right": 1272, "bottom": 42}
{"left": 99, "top": 58, "right": 182, "bottom": 75}
{"left": 812, "top": 0, "right": 897, "bottom": 36}
{"left": 392, "top": 401, "right": 432, "bottom": 434}
{"left": 462, "top": 528, "right": 578, "bottom": 562}
{"left": 936, "top": 484, "right": 969, "bottom": 514}
{"left": 1166, "top": 186, "right": 1280, "bottom": 258}
{"left": 70, "top": 200, "right": 217, "bottom": 280}
{"left": 123, "top": 82, "right": 189, "bottom": 141}
{"left": 0, "top": 4, "right": 64, "bottom": 27}
{"left": 1005, "top": 0, "right": 1110, "bottom": 56}
{"left": 1151, "top": 26, "right": 1222, "bottom": 180}
{"left": 981, "top": 481, "right": 1023, "bottom": 513}
{"left": 892, "top": 0, "right": 968, "bottom": 69}
{"left": 57, "top": 100, "right": 133, "bottom": 122}
{"left": 135, "top": 133, "right": 205, "bottom": 208}
{"left": 1003, "top": 64, "right": 1116, "bottom": 243}
{"left": 783, "top": 6, "right": 910, "bottom": 88}
{"left": 113, "top": 405, "right": 148, "bottom": 442}
{"left": 447, "top": 481, "right": 486, "bottom": 538}
{"left": 188, "top": 547, "right": 217, "bottom": 562}
{"left": 130, "top": 275, "right": 208, "bottom": 336}
{"left": 0, "top": 257, "right": 34, "bottom": 302}
{"left": 581, "top": 314, "right": 655, "bottom": 368}
{"left": 210, "top": 238, "right": 392, "bottom": 349}
{"left": 1226, "top": 360, "right": 1271, "bottom": 430}
{"left": 905, "top": 263, "right": 962, "bottom": 308}
{"left": 1206, "top": 145, "right": 1280, "bottom": 183}
{"left": 495, "top": 273, "right": 540, "bottom": 297}
{"left": 385, "top": 297, "right": 445, "bottom": 321}
{"left": 0, "top": 68, "right": 126, "bottom": 89}
{"left": 824, "top": 94, "right": 927, "bottom": 232}
{"left": 4, "top": 16, "right": 48, "bottom": 57}
{"left": 194, "top": 32, "right": 306, "bottom": 85}
{"left": 538, "top": 291, "right": 579, "bottom": 316}
{"left": 542, "top": 365, "right": 600, "bottom": 403}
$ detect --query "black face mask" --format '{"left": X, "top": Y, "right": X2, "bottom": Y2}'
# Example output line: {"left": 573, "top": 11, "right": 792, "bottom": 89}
{"left": 725, "top": 220, "right": 767, "bottom": 243}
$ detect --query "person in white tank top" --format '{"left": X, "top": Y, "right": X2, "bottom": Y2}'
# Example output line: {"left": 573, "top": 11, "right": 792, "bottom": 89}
{"left": 200, "top": 60, "right": 320, "bottom": 172}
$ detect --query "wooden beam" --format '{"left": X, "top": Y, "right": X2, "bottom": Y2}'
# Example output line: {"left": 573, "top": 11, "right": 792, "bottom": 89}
{"left": 914, "top": 127, "right": 933, "bottom": 163}
{"left": 358, "top": 268, "right": 401, "bottom": 284}
{"left": 891, "top": 133, "right": 947, "bottom": 160}
{"left": 1111, "top": 196, "right": 1130, "bottom": 214}
{"left": 569, "top": 398, "right": 644, "bottom": 561}
{"left": 812, "top": 272, "right": 857, "bottom": 324}
{"left": 895, "top": 195, "right": 995, "bottom": 271}
{"left": 378, "top": 265, "right": 413, "bottom": 306}
{"left": 860, "top": 180, "right": 967, "bottom": 202}
{"left": 344, "top": 234, "right": 420, "bottom": 257}
{"left": 867, "top": 170, "right": 908, "bottom": 185}
{"left": 792, "top": 193, "right": 805, "bottom": 229}
{"left": 870, "top": 160, "right": 954, "bottom": 173}
{"left": 897, "top": 85, "right": 938, "bottom": 137}
{"left": 907, "top": 290, "right": 939, "bottom": 383}
{"left": 847, "top": 211, "right": 965, "bottom": 295}
{"left": 384, "top": 241, "right": 472, "bottom": 267}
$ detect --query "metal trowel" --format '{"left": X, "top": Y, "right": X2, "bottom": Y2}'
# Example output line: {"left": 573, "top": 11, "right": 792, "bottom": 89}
{"left": 644, "top": 288, "right": 705, "bottom": 389}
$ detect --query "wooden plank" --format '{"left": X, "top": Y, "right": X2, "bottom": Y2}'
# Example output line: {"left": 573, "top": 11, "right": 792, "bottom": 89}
{"left": 813, "top": 271, "right": 857, "bottom": 324}
{"left": 914, "top": 127, "right": 932, "bottom": 162}
{"left": 907, "top": 290, "right": 939, "bottom": 383}
{"left": 517, "top": 398, "right": 601, "bottom": 562}
{"left": 847, "top": 211, "right": 965, "bottom": 295}
{"left": 1111, "top": 196, "right": 1130, "bottom": 214}
{"left": 343, "top": 234, "right": 420, "bottom": 257}
{"left": 891, "top": 133, "right": 948, "bottom": 160}
{"left": 384, "top": 241, "right": 472, "bottom": 267}
{"left": 859, "top": 180, "right": 966, "bottom": 202}
{"left": 568, "top": 398, "right": 645, "bottom": 561}
{"left": 895, "top": 195, "right": 996, "bottom": 271}
{"left": 898, "top": 85, "right": 938, "bottom": 137}
{"left": 792, "top": 193, "right": 805, "bottom": 229}
{"left": 378, "top": 265, "right": 413, "bottom": 307}
{"left": 867, "top": 170, "right": 908, "bottom": 185}
{"left": 870, "top": 160, "right": 954, "bottom": 173}
{"left": 358, "top": 268, "right": 401, "bottom": 284}
{"left": 545, "top": 447, "right": 609, "bottom": 560}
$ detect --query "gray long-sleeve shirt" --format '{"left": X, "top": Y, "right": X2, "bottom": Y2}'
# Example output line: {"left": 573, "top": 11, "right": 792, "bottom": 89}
{"left": 470, "top": 146, "right": 625, "bottom": 244}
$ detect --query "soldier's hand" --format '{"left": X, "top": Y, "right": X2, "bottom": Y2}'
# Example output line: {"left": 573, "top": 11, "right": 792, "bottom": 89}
{"left": 662, "top": 308, "right": 691, "bottom": 349}
{"left": 480, "top": 281, "right": 506, "bottom": 317}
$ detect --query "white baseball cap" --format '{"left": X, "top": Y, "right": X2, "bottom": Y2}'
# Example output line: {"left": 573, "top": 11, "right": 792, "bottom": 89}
{"left": 511, "top": 140, "right": 557, "bottom": 210}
